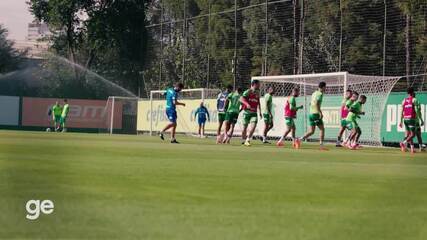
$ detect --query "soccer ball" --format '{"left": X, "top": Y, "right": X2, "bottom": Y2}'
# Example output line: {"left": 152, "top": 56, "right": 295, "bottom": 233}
{"left": 46, "top": 128, "right": 51, "bottom": 132}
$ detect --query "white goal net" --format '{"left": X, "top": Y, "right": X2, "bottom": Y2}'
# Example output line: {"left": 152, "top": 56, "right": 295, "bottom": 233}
{"left": 148, "top": 88, "right": 221, "bottom": 136}
{"left": 103, "top": 96, "right": 140, "bottom": 135}
{"left": 253, "top": 72, "right": 401, "bottom": 146}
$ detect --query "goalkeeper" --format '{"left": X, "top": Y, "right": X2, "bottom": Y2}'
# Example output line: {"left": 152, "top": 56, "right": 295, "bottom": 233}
{"left": 194, "top": 102, "right": 210, "bottom": 138}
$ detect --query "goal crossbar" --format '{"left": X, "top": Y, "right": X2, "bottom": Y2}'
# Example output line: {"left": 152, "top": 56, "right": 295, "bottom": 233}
{"left": 252, "top": 72, "right": 348, "bottom": 82}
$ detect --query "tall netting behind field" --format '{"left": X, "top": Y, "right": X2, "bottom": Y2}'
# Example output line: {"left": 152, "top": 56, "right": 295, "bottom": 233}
{"left": 254, "top": 73, "right": 401, "bottom": 146}
{"left": 103, "top": 97, "right": 140, "bottom": 135}
{"left": 143, "top": 0, "right": 426, "bottom": 94}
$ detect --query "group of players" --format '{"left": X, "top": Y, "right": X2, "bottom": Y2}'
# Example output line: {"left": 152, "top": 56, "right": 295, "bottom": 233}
{"left": 48, "top": 99, "right": 70, "bottom": 132}
{"left": 159, "top": 81, "right": 424, "bottom": 153}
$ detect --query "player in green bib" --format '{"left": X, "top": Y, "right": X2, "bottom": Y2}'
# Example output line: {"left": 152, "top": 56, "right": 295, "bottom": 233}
{"left": 414, "top": 92, "right": 425, "bottom": 152}
{"left": 222, "top": 88, "right": 243, "bottom": 144}
{"left": 60, "top": 99, "right": 70, "bottom": 132}
{"left": 216, "top": 85, "right": 233, "bottom": 143}
{"left": 343, "top": 95, "right": 367, "bottom": 149}
{"left": 51, "top": 101, "right": 63, "bottom": 132}
{"left": 336, "top": 90, "right": 354, "bottom": 147}
{"left": 240, "top": 80, "right": 262, "bottom": 146}
{"left": 261, "top": 87, "right": 274, "bottom": 144}
{"left": 300, "top": 82, "right": 327, "bottom": 149}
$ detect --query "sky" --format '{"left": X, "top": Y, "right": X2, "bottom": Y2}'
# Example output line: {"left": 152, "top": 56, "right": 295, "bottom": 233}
{"left": 0, "top": 0, "right": 34, "bottom": 41}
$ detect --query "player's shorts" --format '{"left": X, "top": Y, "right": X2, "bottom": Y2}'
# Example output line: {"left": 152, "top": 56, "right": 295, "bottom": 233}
{"left": 166, "top": 109, "right": 177, "bottom": 123}
{"left": 404, "top": 119, "right": 417, "bottom": 132}
{"left": 285, "top": 117, "right": 295, "bottom": 128}
{"left": 309, "top": 113, "right": 323, "bottom": 127}
{"left": 340, "top": 119, "right": 347, "bottom": 127}
{"left": 218, "top": 112, "right": 226, "bottom": 122}
{"left": 225, "top": 112, "right": 239, "bottom": 124}
{"left": 60, "top": 116, "right": 67, "bottom": 125}
{"left": 198, "top": 117, "right": 207, "bottom": 125}
{"left": 263, "top": 113, "right": 273, "bottom": 125}
{"left": 346, "top": 120, "right": 359, "bottom": 130}
{"left": 53, "top": 115, "right": 61, "bottom": 123}
{"left": 242, "top": 111, "right": 258, "bottom": 126}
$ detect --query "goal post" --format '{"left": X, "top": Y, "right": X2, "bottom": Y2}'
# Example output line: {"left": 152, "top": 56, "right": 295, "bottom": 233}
{"left": 148, "top": 88, "right": 221, "bottom": 136}
{"left": 252, "top": 72, "right": 401, "bottom": 146}
{"left": 103, "top": 96, "right": 140, "bottom": 135}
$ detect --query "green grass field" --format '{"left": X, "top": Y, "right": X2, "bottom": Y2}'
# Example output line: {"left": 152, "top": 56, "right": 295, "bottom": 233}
{"left": 0, "top": 130, "right": 426, "bottom": 239}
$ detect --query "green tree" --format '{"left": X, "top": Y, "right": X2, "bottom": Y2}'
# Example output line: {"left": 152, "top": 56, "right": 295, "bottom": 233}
{"left": 28, "top": 0, "right": 149, "bottom": 97}
{"left": 0, "top": 25, "right": 25, "bottom": 74}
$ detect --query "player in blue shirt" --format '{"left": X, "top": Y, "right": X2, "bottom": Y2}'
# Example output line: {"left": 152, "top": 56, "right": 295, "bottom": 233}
{"left": 160, "top": 82, "right": 185, "bottom": 143}
{"left": 194, "top": 102, "right": 210, "bottom": 138}
{"left": 216, "top": 85, "right": 233, "bottom": 143}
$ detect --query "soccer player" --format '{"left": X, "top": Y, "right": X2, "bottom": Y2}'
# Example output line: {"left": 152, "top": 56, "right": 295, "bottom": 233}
{"left": 216, "top": 85, "right": 233, "bottom": 143}
{"left": 194, "top": 102, "right": 210, "bottom": 138}
{"left": 336, "top": 89, "right": 353, "bottom": 147}
{"left": 276, "top": 87, "right": 303, "bottom": 148}
{"left": 399, "top": 87, "right": 420, "bottom": 153}
{"left": 60, "top": 99, "right": 69, "bottom": 132}
{"left": 159, "top": 83, "right": 185, "bottom": 144}
{"left": 222, "top": 88, "right": 243, "bottom": 144}
{"left": 261, "top": 87, "right": 274, "bottom": 144}
{"left": 344, "top": 95, "right": 367, "bottom": 150}
{"left": 240, "top": 80, "right": 262, "bottom": 146}
{"left": 51, "top": 101, "right": 63, "bottom": 132}
{"left": 300, "top": 82, "right": 327, "bottom": 149}
{"left": 414, "top": 93, "right": 425, "bottom": 152}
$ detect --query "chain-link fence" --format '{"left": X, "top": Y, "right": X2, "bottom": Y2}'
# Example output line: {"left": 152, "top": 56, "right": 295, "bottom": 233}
{"left": 143, "top": 0, "right": 427, "bottom": 94}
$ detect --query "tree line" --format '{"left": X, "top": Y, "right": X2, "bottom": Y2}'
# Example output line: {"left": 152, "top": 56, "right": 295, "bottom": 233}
{"left": 144, "top": 0, "right": 426, "bottom": 90}
{"left": 1, "top": 0, "right": 425, "bottom": 98}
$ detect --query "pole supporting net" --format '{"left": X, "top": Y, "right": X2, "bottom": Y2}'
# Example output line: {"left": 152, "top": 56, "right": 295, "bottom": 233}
{"left": 103, "top": 96, "right": 140, "bottom": 135}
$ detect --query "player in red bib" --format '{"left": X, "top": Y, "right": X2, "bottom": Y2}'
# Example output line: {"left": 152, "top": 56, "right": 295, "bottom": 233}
{"left": 240, "top": 80, "right": 262, "bottom": 146}
{"left": 336, "top": 90, "right": 353, "bottom": 147}
{"left": 276, "top": 87, "right": 304, "bottom": 148}
{"left": 399, "top": 87, "right": 420, "bottom": 153}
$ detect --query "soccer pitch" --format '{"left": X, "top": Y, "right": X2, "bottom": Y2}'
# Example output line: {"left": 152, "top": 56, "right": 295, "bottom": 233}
{"left": 0, "top": 131, "right": 426, "bottom": 239}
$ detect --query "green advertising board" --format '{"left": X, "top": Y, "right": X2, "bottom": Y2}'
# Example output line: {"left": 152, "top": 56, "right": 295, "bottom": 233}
{"left": 277, "top": 92, "right": 426, "bottom": 144}
{"left": 138, "top": 91, "right": 425, "bottom": 145}
{"left": 381, "top": 92, "right": 426, "bottom": 143}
